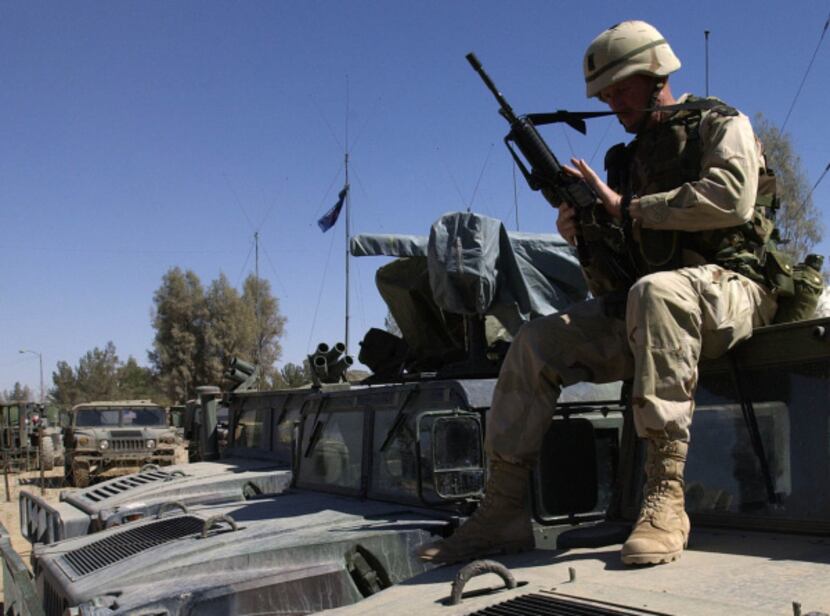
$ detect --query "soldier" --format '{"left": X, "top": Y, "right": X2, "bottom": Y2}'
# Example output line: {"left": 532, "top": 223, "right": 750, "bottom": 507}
{"left": 419, "top": 20, "right": 777, "bottom": 566}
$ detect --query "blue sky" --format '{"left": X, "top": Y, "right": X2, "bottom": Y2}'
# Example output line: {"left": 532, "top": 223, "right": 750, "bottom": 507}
{"left": 2, "top": 1, "right": 828, "bottom": 397}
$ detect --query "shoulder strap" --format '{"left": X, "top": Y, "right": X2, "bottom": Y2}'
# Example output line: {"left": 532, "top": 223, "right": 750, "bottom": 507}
{"left": 526, "top": 97, "right": 738, "bottom": 131}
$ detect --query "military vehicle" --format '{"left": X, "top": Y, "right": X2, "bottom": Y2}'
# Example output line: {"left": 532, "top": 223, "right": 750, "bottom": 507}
{"left": 3, "top": 212, "right": 829, "bottom": 615}
{"left": 0, "top": 402, "right": 64, "bottom": 471}
{"left": 18, "top": 384, "right": 293, "bottom": 546}
{"left": 325, "top": 318, "right": 830, "bottom": 616}
{"left": 62, "top": 400, "right": 187, "bottom": 488}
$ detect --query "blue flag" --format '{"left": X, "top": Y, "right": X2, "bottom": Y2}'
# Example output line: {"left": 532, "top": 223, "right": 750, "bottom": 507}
{"left": 317, "top": 184, "right": 349, "bottom": 232}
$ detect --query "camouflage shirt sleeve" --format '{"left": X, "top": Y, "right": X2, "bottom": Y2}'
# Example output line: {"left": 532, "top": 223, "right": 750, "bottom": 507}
{"left": 629, "top": 103, "right": 760, "bottom": 231}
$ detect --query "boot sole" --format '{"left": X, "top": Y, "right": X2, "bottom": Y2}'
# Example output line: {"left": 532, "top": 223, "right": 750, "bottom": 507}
{"left": 621, "top": 550, "right": 682, "bottom": 566}
{"left": 419, "top": 540, "right": 533, "bottom": 565}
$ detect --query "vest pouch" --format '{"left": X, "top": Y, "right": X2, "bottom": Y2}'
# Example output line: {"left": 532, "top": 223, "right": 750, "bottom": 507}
{"left": 764, "top": 249, "right": 794, "bottom": 298}
{"left": 773, "top": 254, "right": 825, "bottom": 324}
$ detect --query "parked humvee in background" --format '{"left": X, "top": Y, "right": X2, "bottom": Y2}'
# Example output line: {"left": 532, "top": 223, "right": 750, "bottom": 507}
{"left": 0, "top": 401, "right": 64, "bottom": 471}
{"left": 62, "top": 401, "right": 186, "bottom": 488}
{"left": 3, "top": 212, "right": 829, "bottom": 615}
{"left": 19, "top": 384, "right": 293, "bottom": 546}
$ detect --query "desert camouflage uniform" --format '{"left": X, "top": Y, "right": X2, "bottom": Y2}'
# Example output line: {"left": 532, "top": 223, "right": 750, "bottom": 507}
{"left": 486, "top": 96, "right": 777, "bottom": 466}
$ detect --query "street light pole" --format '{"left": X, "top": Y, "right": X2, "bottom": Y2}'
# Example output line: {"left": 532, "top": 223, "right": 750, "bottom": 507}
{"left": 18, "top": 349, "right": 44, "bottom": 403}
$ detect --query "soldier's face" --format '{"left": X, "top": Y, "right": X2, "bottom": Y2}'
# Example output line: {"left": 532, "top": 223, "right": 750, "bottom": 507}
{"left": 599, "top": 75, "right": 654, "bottom": 133}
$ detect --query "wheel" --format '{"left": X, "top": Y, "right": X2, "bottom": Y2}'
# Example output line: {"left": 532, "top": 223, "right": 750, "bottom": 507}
{"left": 72, "top": 462, "right": 90, "bottom": 488}
{"left": 39, "top": 437, "right": 55, "bottom": 471}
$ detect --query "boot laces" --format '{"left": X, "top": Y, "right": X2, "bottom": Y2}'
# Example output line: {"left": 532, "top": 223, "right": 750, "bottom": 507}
{"left": 641, "top": 477, "right": 670, "bottom": 520}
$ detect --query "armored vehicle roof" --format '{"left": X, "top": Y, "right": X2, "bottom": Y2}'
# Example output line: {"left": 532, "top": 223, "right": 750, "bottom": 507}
{"left": 325, "top": 530, "right": 830, "bottom": 615}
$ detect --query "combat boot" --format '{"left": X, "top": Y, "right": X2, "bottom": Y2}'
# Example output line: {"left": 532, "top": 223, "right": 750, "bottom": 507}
{"left": 416, "top": 459, "right": 534, "bottom": 564}
{"left": 621, "top": 436, "right": 689, "bottom": 565}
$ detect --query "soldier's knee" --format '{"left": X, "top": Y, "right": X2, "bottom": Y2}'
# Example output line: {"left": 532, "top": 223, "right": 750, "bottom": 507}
{"left": 628, "top": 271, "right": 691, "bottom": 315}
{"left": 504, "top": 314, "right": 566, "bottom": 367}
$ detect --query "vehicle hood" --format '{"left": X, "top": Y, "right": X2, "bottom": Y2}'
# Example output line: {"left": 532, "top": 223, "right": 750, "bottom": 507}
{"left": 37, "top": 490, "right": 448, "bottom": 615}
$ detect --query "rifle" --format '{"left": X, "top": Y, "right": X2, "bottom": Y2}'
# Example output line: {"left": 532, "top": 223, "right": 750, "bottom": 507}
{"left": 467, "top": 52, "right": 639, "bottom": 293}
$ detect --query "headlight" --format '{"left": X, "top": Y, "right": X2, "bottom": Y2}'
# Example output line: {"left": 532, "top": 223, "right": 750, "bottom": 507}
{"left": 98, "top": 440, "right": 109, "bottom": 451}
{"left": 77, "top": 436, "right": 90, "bottom": 447}
{"left": 146, "top": 439, "right": 156, "bottom": 449}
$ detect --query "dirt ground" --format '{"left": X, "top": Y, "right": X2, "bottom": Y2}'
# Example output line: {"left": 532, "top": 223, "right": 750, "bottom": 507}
{"left": 0, "top": 467, "right": 67, "bottom": 605}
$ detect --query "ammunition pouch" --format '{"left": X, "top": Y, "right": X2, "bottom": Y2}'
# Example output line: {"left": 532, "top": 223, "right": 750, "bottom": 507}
{"left": 764, "top": 249, "right": 795, "bottom": 298}
{"left": 773, "top": 254, "right": 825, "bottom": 324}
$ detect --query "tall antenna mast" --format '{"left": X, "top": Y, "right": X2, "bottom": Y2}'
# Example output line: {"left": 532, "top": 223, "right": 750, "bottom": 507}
{"left": 704, "top": 30, "right": 710, "bottom": 97}
{"left": 344, "top": 75, "right": 351, "bottom": 354}
{"left": 254, "top": 231, "right": 262, "bottom": 390}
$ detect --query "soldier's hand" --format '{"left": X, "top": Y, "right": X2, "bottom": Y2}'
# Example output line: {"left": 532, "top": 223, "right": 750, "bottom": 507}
{"left": 556, "top": 202, "right": 578, "bottom": 246}
{"left": 565, "top": 158, "right": 623, "bottom": 221}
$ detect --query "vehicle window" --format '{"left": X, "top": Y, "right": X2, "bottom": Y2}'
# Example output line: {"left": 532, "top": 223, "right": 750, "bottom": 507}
{"left": 123, "top": 408, "right": 167, "bottom": 426}
{"left": 371, "top": 408, "right": 419, "bottom": 500}
{"left": 234, "top": 407, "right": 270, "bottom": 449}
{"left": 689, "top": 360, "right": 829, "bottom": 525}
{"left": 298, "top": 411, "right": 363, "bottom": 491}
{"left": 75, "top": 409, "right": 119, "bottom": 427}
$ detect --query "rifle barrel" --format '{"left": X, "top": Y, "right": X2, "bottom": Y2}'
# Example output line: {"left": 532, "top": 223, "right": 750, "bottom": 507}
{"left": 466, "top": 52, "right": 518, "bottom": 123}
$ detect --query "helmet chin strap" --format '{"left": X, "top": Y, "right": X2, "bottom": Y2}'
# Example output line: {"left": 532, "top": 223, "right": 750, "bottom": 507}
{"left": 633, "top": 78, "right": 667, "bottom": 135}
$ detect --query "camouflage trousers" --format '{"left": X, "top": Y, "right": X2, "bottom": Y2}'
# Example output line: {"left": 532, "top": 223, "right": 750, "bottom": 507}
{"left": 485, "top": 264, "right": 777, "bottom": 467}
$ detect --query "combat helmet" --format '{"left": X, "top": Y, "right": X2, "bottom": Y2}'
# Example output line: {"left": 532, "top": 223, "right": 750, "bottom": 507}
{"left": 583, "top": 21, "right": 681, "bottom": 98}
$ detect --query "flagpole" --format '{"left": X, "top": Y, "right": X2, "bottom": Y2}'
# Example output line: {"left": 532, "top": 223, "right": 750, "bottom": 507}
{"left": 344, "top": 76, "right": 351, "bottom": 355}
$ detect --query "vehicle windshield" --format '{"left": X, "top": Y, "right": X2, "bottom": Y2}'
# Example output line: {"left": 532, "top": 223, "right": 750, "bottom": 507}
{"left": 75, "top": 407, "right": 167, "bottom": 427}
{"left": 297, "top": 410, "right": 364, "bottom": 491}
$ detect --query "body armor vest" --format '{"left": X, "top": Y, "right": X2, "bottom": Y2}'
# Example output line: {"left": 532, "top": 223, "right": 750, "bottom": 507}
{"left": 605, "top": 96, "right": 774, "bottom": 286}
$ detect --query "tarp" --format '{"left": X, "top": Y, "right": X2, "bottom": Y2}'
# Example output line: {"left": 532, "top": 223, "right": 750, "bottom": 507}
{"left": 351, "top": 212, "right": 587, "bottom": 335}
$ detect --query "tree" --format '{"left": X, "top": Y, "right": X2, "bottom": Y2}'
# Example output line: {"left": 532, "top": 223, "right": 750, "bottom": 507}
{"left": 50, "top": 342, "right": 161, "bottom": 405}
{"left": 116, "top": 357, "right": 158, "bottom": 400}
{"left": 149, "top": 268, "right": 207, "bottom": 402}
{"left": 274, "top": 361, "right": 312, "bottom": 388}
{"left": 754, "top": 114, "right": 823, "bottom": 262}
{"left": 75, "top": 342, "right": 120, "bottom": 401}
{"left": 241, "top": 274, "right": 286, "bottom": 386}
{"left": 51, "top": 361, "right": 80, "bottom": 406}
{"left": 149, "top": 269, "right": 287, "bottom": 399}
{"left": 203, "top": 273, "right": 251, "bottom": 385}
{"left": 2, "top": 382, "right": 33, "bottom": 403}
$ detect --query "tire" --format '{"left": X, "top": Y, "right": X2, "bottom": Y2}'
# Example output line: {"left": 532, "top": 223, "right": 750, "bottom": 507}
{"left": 72, "top": 463, "right": 90, "bottom": 488}
{"left": 39, "top": 437, "right": 55, "bottom": 471}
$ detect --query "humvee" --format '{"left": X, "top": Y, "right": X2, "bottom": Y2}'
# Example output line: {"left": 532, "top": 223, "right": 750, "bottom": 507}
{"left": 18, "top": 385, "right": 293, "bottom": 546}
{"left": 62, "top": 400, "right": 186, "bottom": 488}
{"left": 3, "top": 213, "right": 829, "bottom": 615}
{"left": 0, "top": 402, "right": 64, "bottom": 471}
